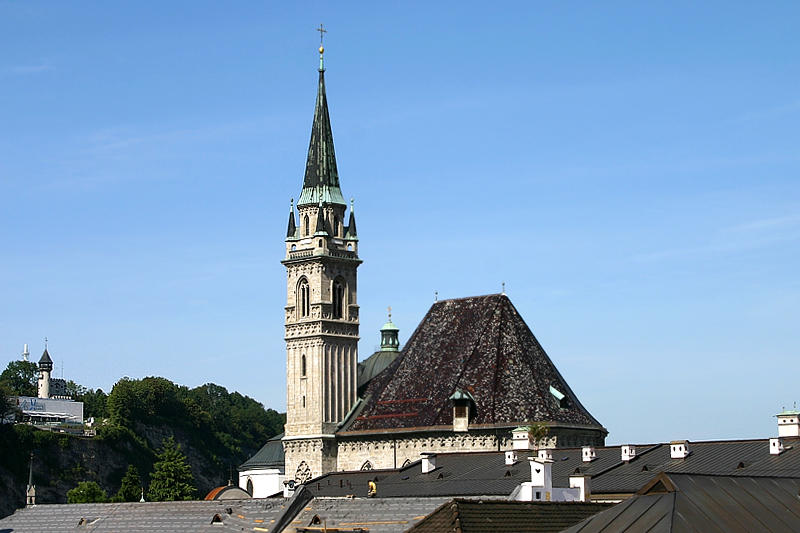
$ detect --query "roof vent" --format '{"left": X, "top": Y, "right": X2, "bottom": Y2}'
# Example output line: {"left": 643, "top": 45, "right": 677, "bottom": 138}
{"left": 537, "top": 449, "right": 553, "bottom": 462}
{"left": 621, "top": 445, "right": 637, "bottom": 462}
{"left": 421, "top": 452, "right": 437, "bottom": 474}
{"left": 512, "top": 427, "right": 532, "bottom": 451}
{"left": 505, "top": 450, "right": 518, "bottom": 466}
{"left": 581, "top": 446, "right": 596, "bottom": 462}
{"left": 776, "top": 409, "right": 800, "bottom": 438}
{"left": 670, "top": 440, "right": 690, "bottom": 459}
{"left": 770, "top": 437, "right": 786, "bottom": 455}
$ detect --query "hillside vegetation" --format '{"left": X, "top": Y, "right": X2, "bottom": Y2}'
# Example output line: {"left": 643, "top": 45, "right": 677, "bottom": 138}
{"left": 0, "top": 375, "right": 284, "bottom": 518}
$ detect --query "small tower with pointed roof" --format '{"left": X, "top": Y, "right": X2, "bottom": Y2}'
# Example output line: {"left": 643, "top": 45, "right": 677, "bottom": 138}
{"left": 37, "top": 346, "right": 53, "bottom": 399}
{"left": 282, "top": 36, "right": 361, "bottom": 482}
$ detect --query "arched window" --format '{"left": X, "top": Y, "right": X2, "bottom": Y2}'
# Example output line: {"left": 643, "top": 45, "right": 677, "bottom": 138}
{"left": 246, "top": 478, "right": 254, "bottom": 495}
{"left": 332, "top": 279, "right": 345, "bottom": 319}
{"left": 301, "top": 354, "right": 306, "bottom": 377}
{"left": 333, "top": 215, "right": 339, "bottom": 237}
{"left": 303, "top": 215, "right": 309, "bottom": 236}
{"left": 361, "top": 460, "right": 374, "bottom": 471}
{"left": 298, "top": 278, "right": 310, "bottom": 317}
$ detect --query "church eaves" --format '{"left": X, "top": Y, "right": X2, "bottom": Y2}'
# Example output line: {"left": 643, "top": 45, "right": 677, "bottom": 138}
{"left": 340, "top": 294, "right": 606, "bottom": 435}
{"left": 298, "top": 61, "right": 346, "bottom": 207}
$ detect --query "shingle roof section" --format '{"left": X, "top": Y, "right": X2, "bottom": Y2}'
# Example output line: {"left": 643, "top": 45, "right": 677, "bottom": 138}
{"left": 407, "top": 499, "right": 612, "bottom": 533}
{"left": 293, "top": 497, "right": 450, "bottom": 533}
{"left": 564, "top": 473, "right": 800, "bottom": 533}
{"left": 341, "top": 294, "right": 604, "bottom": 433}
{"left": 0, "top": 498, "right": 288, "bottom": 532}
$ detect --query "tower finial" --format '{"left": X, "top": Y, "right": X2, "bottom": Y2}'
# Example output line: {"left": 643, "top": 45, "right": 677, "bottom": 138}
{"left": 434, "top": 291, "right": 438, "bottom": 302}
{"left": 317, "top": 23, "right": 327, "bottom": 71}
{"left": 388, "top": 306, "right": 392, "bottom": 321}
{"left": 502, "top": 282, "right": 506, "bottom": 295}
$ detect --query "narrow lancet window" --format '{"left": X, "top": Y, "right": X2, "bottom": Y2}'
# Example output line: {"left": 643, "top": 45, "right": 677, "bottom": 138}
{"left": 298, "top": 278, "right": 310, "bottom": 317}
{"left": 332, "top": 279, "right": 345, "bottom": 319}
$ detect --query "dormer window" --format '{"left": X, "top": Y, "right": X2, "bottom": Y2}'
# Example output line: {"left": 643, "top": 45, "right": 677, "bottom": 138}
{"left": 449, "top": 389, "right": 475, "bottom": 432}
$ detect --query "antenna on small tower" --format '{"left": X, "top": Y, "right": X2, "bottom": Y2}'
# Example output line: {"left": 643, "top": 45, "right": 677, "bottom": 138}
{"left": 502, "top": 282, "right": 506, "bottom": 295}
{"left": 22, "top": 344, "right": 29, "bottom": 362}
{"left": 44, "top": 337, "right": 48, "bottom": 350}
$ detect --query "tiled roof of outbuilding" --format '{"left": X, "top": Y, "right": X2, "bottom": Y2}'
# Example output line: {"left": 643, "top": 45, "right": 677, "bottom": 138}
{"left": 407, "top": 499, "right": 612, "bottom": 533}
{"left": 341, "top": 294, "right": 604, "bottom": 434}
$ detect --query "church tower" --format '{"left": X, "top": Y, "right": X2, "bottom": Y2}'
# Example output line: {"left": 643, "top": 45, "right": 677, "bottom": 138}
{"left": 282, "top": 41, "right": 361, "bottom": 482}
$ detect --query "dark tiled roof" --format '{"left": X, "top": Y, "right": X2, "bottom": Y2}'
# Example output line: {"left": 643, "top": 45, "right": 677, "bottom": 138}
{"left": 565, "top": 473, "right": 800, "bottom": 533}
{"left": 341, "top": 294, "right": 604, "bottom": 434}
{"left": 407, "top": 499, "right": 612, "bottom": 533}
{"left": 293, "top": 497, "right": 450, "bottom": 533}
{"left": 239, "top": 433, "right": 285, "bottom": 472}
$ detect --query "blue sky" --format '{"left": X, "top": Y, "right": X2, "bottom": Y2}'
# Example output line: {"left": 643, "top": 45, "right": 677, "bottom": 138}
{"left": 1, "top": 1, "right": 798, "bottom": 444}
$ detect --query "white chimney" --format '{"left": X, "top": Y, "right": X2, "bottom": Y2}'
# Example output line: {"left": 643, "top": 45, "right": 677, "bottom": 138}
{"left": 776, "top": 410, "right": 800, "bottom": 438}
{"left": 770, "top": 437, "right": 786, "bottom": 455}
{"left": 512, "top": 427, "right": 532, "bottom": 451}
{"left": 421, "top": 452, "right": 437, "bottom": 474}
{"left": 282, "top": 479, "right": 296, "bottom": 498}
{"left": 537, "top": 448, "right": 553, "bottom": 462}
{"left": 581, "top": 446, "right": 596, "bottom": 462}
{"left": 528, "top": 457, "right": 552, "bottom": 491}
{"left": 569, "top": 474, "right": 591, "bottom": 502}
{"left": 670, "top": 440, "right": 690, "bottom": 459}
{"left": 505, "top": 451, "right": 518, "bottom": 466}
{"left": 621, "top": 445, "right": 637, "bottom": 462}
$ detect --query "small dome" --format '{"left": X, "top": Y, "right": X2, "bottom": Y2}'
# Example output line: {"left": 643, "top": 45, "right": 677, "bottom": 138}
{"left": 381, "top": 320, "right": 399, "bottom": 332}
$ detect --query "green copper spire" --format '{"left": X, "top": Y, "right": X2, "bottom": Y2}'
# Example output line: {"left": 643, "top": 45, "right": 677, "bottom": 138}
{"left": 299, "top": 28, "right": 345, "bottom": 207}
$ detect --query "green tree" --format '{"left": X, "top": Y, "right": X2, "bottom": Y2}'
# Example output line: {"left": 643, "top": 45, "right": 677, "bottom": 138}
{"left": 0, "top": 361, "right": 38, "bottom": 397}
{"left": 114, "top": 464, "right": 143, "bottom": 502}
{"left": 147, "top": 436, "right": 197, "bottom": 501}
{"left": 74, "top": 388, "right": 109, "bottom": 419}
{"left": 67, "top": 481, "right": 108, "bottom": 503}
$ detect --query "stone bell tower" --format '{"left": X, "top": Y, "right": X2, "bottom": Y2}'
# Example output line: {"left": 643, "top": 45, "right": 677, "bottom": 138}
{"left": 281, "top": 41, "right": 361, "bottom": 482}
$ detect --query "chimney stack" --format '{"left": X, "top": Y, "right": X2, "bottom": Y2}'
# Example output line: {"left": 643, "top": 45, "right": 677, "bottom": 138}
{"left": 670, "top": 440, "right": 690, "bottom": 459}
{"left": 621, "top": 445, "right": 637, "bottom": 462}
{"left": 537, "top": 449, "right": 553, "bottom": 462}
{"left": 421, "top": 452, "right": 437, "bottom": 474}
{"left": 528, "top": 457, "right": 553, "bottom": 492}
{"left": 512, "top": 427, "right": 532, "bottom": 451}
{"left": 569, "top": 474, "right": 591, "bottom": 502}
{"left": 770, "top": 437, "right": 786, "bottom": 455}
{"left": 776, "top": 409, "right": 800, "bottom": 438}
{"left": 581, "top": 446, "right": 596, "bottom": 462}
{"left": 505, "top": 451, "right": 518, "bottom": 466}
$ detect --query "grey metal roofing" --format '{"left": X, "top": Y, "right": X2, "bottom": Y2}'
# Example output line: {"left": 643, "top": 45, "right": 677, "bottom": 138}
{"left": 340, "top": 294, "right": 606, "bottom": 435}
{"left": 300, "top": 438, "right": 800, "bottom": 500}
{"left": 297, "top": 67, "right": 345, "bottom": 206}
{"left": 590, "top": 438, "right": 800, "bottom": 494}
{"left": 357, "top": 349, "right": 400, "bottom": 392}
{"left": 564, "top": 473, "right": 800, "bottom": 533}
{"left": 292, "top": 497, "right": 451, "bottom": 533}
{"left": 39, "top": 348, "right": 53, "bottom": 365}
{"left": 406, "top": 499, "right": 612, "bottom": 533}
{"left": 239, "top": 432, "right": 285, "bottom": 472}
{"left": 0, "top": 498, "right": 288, "bottom": 532}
